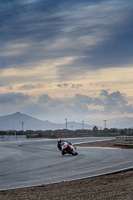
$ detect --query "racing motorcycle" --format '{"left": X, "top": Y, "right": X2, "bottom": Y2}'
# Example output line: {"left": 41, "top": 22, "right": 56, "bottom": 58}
{"left": 62, "top": 143, "right": 78, "bottom": 156}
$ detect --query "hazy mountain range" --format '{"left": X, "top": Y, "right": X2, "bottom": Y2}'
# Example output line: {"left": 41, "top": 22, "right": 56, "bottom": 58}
{"left": 0, "top": 112, "right": 132, "bottom": 131}
{"left": 0, "top": 112, "right": 95, "bottom": 131}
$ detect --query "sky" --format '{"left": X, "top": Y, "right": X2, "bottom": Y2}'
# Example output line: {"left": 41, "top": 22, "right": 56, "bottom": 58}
{"left": 0, "top": 0, "right": 133, "bottom": 128}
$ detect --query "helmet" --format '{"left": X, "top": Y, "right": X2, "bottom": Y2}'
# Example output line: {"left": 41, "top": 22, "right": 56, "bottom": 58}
{"left": 58, "top": 138, "right": 62, "bottom": 142}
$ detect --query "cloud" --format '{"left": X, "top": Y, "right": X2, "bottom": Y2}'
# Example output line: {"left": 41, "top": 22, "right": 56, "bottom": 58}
{"left": 100, "top": 90, "right": 133, "bottom": 115}
{"left": 37, "top": 94, "right": 61, "bottom": 108}
{"left": 0, "top": 92, "right": 30, "bottom": 105}
{"left": 0, "top": 89, "right": 132, "bottom": 119}
{"left": 74, "top": 94, "right": 104, "bottom": 106}
{"left": 100, "top": 90, "right": 109, "bottom": 98}
{"left": 0, "top": 89, "right": 131, "bottom": 123}
{"left": 18, "top": 0, "right": 41, "bottom": 5}
{"left": 0, "top": 0, "right": 132, "bottom": 127}
{"left": 57, "top": 83, "right": 69, "bottom": 88}
{"left": 35, "top": 90, "right": 133, "bottom": 120}
{"left": 57, "top": 83, "right": 83, "bottom": 89}
{"left": 71, "top": 84, "right": 83, "bottom": 89}
{"left": 0, "top": 81, "right": 7, "bottom": 87}
{"left": 0, "top": 0, "right": 132, "bottom": 77}
{"left": 73, "top": 90, "right": 133, "bottom": 116}
{"left": 19, "top": 83, "right": 43, "bottom": 90}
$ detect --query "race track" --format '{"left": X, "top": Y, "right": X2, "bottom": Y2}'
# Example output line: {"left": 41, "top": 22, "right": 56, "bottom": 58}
{"left": 0, "top": 137, "right": 133, "bottom": 190}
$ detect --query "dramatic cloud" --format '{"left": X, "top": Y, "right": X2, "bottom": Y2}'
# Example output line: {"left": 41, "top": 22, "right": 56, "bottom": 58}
{"left": 0, "top": 0, "right": 132, "bottom": 127}
{"left": 100, "top": 90, "right": 133, "bottom": 115}
{"left": 0, "top": 90, "right": 132, "bottom": 117}
{"left": 73, "top": 90, "right": 133, "bottom": 116}
{"left": 0, "top": 0, "right": 132, "bottom": 76}
{"left": 25, "top": 90, "right": 133, "bottom": 121}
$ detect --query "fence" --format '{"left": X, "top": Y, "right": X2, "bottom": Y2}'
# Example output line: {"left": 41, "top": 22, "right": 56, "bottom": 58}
{"left": 115, "top": 136, "right": 133, "bottom": 146}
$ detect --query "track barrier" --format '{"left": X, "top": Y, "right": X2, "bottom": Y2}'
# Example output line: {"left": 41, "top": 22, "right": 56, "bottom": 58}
{"left": 115, "top": 136, "right": 133, "bottom": 146}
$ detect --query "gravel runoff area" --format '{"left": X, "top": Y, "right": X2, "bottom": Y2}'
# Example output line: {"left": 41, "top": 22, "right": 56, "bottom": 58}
{"left": 0, "top": 140, "right": 133, "bottom": 200}
{"left": 75, "top": 139, "right": 133, "bottom": 149}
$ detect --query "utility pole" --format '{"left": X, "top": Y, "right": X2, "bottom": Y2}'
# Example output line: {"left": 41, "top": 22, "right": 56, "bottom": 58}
{"left": 65, "top": 118, "right": 67, "bottom": 134}
{"left": 15, "top": 130, "right": 17, "bottom": 140}
{"left": 82, "top": 120, "right": 84, "bottom": 130}
{"left": 7, "top": 129, "right": 9, "bottom": 140}
{"left": 12, "top": 127, "right": 17, "bottom": 140}
{"left": 20, "top": 121, "right": 25, "bottom": 131}
{"left": 103, "top": 120, "right": 107, "bottom": 129}
{"left": 65, "top": 118, "right": 67, "bottom": 129}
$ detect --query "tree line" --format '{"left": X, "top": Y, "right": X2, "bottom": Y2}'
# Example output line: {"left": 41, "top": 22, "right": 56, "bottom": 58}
{"left": 0, "top": 127, "right": 133, "bottom": 138}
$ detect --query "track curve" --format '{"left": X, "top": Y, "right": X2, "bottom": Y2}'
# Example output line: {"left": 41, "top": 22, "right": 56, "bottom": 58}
{"left": 0, "top": 137, "right": 133, "bottom": 190}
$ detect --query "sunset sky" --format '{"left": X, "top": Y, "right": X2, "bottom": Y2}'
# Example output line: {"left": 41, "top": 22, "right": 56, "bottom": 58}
{"left": 0, "top": 0, "right": 133, "bottom": 128}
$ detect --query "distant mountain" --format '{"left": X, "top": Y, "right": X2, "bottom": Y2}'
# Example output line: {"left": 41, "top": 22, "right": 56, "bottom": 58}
{"left": 0, "top": 112, "right": 132, "bottom": 131}
{"left": 107, "top": 117, "right": 133, "bottom": 129}
{"left": 0, "top": 112, "right": 95, "bottom": 131}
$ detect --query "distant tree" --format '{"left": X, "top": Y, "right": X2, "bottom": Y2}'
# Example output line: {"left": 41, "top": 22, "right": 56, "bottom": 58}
{"left": 25, "top": 130, "right": 34, "bottom": 136}
{"left": 119, "top": 129, "right": 126, "bottom": 135}
{"left": 110, "top": 128, "right": 118, "bottom": 133}
{"left": 93, "top": 126, "right": 98, "bottom": 133}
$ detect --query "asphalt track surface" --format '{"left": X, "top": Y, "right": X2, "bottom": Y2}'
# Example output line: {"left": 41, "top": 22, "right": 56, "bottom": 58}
{"left": 0, "top": 137, "right": 133, "bottom": 191}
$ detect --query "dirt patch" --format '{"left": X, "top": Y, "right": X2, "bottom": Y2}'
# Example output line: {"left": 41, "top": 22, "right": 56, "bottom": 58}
{"left": 0, "top": 170, "right": 133, "bottom": 200}
{"left": 75, "top": 139, "right": 133, "bottom": 149}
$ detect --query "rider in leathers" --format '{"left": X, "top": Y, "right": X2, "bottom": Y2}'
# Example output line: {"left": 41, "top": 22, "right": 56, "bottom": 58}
{"left": 57, "top": 138, "right": 72, "bottom": 155}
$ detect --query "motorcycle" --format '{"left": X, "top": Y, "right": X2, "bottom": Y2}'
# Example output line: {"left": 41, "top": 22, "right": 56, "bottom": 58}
{"left": 61, "top": 143, "right": 78, "bottom": 156}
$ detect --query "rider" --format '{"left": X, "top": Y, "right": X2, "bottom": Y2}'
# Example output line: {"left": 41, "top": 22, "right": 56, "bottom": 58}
{"left": 57, "top": 138, "right": 72, "bottom": 155}
{"left": 57, "top": 138, "right": 63, "bottom": 151}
